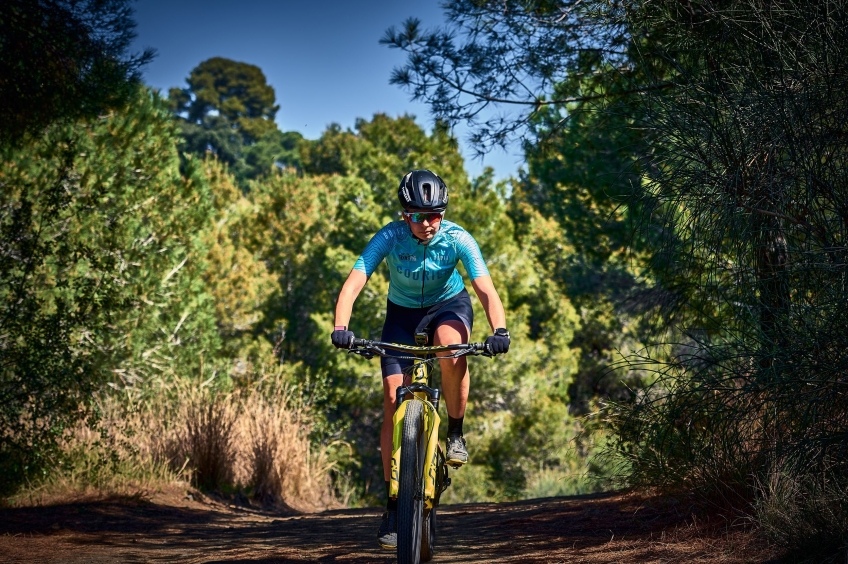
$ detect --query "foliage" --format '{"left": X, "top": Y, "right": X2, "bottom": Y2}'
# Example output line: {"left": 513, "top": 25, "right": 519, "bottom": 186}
{"left": 381, "top": 0, "right": 631, "bottom": 154}
{"left": 196, "top": 158, "right": 278, "bottom": 375}
{"left": 604, "top": 0, "right": 848, "bottom": 553}
{"left": 168, "top": 58, "right": 304, "bottom": 184}
{"left": 0, "top": 87, "right": 221, "bottom": 494}
{"left": 0, "top": 78, "right": 329, "bottom": 500}
{"left": 0, "top": 0, "right": 153, "bottom": 146}
{"left": 169, "top": 57, "right": 279, "bottom": 143}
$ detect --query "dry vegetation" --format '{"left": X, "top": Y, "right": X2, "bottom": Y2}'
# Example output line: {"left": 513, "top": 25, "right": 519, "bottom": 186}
{"left": 9, "top": 373, "right": 339, "bottom": 513}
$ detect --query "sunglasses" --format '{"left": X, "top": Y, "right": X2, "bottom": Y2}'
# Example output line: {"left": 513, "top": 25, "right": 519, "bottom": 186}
{"left": 404, "top": 211, "right": 444, "bottom": 223}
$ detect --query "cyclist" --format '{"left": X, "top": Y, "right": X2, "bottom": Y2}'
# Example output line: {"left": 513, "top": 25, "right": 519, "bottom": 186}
{"left": 331, "top": 169, "right": 510, "bottom": 549}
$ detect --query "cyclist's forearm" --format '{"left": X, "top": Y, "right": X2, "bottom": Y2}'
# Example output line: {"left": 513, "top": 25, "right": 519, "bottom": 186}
{"left": 482, "top": 295, "right": 506, "bottom": 331}
{"left": 334, "top": 269, "right": 368, "bottom": 327}
{"left": 471, "top": 275, "right": 507, "bottom": 331}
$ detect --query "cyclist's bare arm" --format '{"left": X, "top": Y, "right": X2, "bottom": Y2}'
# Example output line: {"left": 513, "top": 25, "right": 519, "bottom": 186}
{"left": 334, "top": 269, "right": 368, "bottom": 328}
{"left": 470, "top": 275, "right": 506, "bottom": 331}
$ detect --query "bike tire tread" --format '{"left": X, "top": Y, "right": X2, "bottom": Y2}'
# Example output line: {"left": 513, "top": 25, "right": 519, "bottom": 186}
{"left": 397, "top": 400, "right": 424, "bottom": 564}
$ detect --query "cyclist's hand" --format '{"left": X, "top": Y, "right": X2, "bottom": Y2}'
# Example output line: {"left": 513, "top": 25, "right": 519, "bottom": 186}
{"left": 484, "top": 328, "right": 510, "bottom": 355}
{"left": 331, "top": 328, "right": 355, "bottom": 349}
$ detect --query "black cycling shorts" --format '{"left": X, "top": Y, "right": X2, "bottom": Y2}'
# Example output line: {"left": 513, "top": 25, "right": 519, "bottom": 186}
{"left": 380, "top": 288, "right": 474, "bottom": 378}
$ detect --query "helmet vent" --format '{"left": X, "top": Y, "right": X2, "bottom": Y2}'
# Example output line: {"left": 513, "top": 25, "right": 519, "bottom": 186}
{"left": 422, "top": 182, "right": 432, "bottom": 201}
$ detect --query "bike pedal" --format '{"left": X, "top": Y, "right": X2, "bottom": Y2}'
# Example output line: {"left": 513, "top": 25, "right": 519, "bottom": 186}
{"left": 446, "top": 460, "right": 464, "bottom": 469}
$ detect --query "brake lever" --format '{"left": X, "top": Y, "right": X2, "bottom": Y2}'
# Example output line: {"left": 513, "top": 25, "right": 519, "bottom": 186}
{"left": 348, "top": 348, "right": 375, "bottom": 359}
{"left": 452, "top": 346, "right": 493, "bottom": 359}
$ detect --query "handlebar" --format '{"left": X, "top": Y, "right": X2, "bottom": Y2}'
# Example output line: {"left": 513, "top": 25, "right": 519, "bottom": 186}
{"left": 347, "top": 338, "right": 493, "bottom": 360}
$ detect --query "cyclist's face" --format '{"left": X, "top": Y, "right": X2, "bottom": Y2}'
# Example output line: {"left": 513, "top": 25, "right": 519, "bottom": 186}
{"left": 403, "top": 210, "right": 442, "bottom": 241}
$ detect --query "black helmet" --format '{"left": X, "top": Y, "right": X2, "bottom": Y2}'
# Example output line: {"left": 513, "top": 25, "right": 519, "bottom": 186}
{"left": 397, "top": 169, "right": 449, "bottom": 211}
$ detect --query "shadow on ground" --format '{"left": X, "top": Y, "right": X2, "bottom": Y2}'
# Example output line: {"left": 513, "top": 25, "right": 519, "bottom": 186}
{"left": 0, "top": 491, "right": 784, "bottom": 563}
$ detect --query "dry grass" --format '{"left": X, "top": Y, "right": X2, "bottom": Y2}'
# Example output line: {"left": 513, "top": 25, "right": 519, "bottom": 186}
{"left": 238, "top": 383, "right": 338, "bottom": 512}
{"left": 753, "top": 465, "right": 848, "bottom": 561}
{"left": 9, "top": 372, "right": 339, "bottom": 513}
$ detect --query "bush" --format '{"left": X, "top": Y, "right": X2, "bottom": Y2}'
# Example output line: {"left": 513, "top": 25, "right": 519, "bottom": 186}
{"left": 8, "top": 369, "right": 339, "bottom": 512}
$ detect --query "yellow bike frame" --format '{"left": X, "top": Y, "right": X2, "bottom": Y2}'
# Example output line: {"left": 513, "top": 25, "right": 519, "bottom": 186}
{"left": 389, "top": 356, "right": 444, "bottom": 509}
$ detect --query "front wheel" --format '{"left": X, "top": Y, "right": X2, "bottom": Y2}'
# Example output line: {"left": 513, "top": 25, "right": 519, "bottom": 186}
{"left": 397, "top": 400, "right": 424, "bottom": 564}
{"left": 421, "top": 507, "right": 436, "bottom": 562}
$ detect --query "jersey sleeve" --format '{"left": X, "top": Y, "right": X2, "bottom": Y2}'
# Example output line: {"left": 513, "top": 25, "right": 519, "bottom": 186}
{"left": 454, "top": 229, "right": 490, "bottom": 280}
{"left": 353, "top": 224, "right": 394, "bottom": 276}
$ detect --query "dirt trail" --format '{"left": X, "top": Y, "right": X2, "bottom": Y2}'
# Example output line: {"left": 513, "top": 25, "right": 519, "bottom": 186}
{"left": 0, "top": 489, "right": 782, "bottom": 563}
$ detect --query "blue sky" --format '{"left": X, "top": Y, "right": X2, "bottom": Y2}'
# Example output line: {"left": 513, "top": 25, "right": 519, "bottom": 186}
{"left": 130, "top": 0, "right": 522, "bottom": 180}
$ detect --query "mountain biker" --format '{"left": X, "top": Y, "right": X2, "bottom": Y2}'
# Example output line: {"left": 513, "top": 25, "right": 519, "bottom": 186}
{"left": 331, "top": 169, "right": 510, "bottom": 549}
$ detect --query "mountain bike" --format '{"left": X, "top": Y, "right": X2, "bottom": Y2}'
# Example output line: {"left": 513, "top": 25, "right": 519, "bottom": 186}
{"left": 347, "top": 334, "right": 492, "bottom": 564}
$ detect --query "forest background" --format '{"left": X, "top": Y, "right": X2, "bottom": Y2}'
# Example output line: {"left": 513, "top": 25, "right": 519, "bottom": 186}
{"left": 2, "top": 1, "right": 847, "bottom": 559}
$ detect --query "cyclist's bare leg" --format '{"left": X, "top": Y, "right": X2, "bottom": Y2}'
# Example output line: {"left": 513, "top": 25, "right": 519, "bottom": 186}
{"left": 381, "top": 374, "right": 404, "bottom": 481}
{"left": 434, "top": 320, "right": 470, "bottom": 419}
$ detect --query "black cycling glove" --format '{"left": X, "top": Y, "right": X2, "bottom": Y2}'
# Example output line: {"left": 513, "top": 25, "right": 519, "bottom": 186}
{"left": 485, "top": 328, "right": 510, "bottom": 355}
{"left": 331, "top": 328, "right": 355, "bottom": 349}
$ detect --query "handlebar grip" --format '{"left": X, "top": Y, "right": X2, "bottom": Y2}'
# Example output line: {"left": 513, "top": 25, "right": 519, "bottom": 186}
{"left": 351, "top": 338, "right": 369, "bottom": 347}
{"left": 470, "top": 342, "right": 495, "bottom": 357}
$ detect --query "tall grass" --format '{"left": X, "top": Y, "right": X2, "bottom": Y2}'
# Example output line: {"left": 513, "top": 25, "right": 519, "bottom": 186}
{"left": 9, "top": 372, "right": 338, "bottom": 512}
{"left": 755, "top": 463, "right": 848, "bottom": 552}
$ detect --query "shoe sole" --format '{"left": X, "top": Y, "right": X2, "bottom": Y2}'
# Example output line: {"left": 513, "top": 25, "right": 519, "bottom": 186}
{"left": 446, "top": 456, "right": 467, "bottom": 467}
{"left": 378, "top": 540, "right": 397, "bottom": 550}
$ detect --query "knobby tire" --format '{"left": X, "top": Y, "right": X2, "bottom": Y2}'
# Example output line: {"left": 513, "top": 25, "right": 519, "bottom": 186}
{"left": 421, "top": 507, "right": 435, "bottom": 562}
{"left": 397, "top": 400, "right": 425, "bottom": 564}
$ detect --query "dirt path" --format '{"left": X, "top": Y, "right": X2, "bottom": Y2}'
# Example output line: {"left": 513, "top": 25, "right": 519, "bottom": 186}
{"left": 0, "top": 489, "right": 782, "bottom": 563}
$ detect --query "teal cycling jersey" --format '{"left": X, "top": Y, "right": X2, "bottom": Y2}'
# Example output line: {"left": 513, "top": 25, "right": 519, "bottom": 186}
{"left": 353, "top": 219, "right": 490, "bottom": 308}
